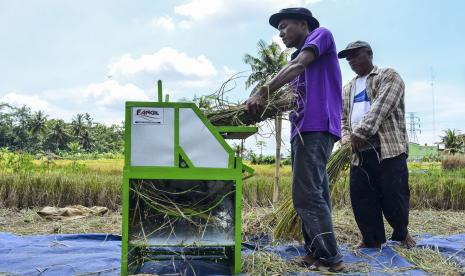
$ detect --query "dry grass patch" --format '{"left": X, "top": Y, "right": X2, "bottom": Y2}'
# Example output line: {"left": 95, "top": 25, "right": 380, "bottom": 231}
{"left": 0, "top": 208, "right": 121, "bottom": 235}
{"left": 242, "top": 251, "right": 308, "bottom": 276}
{"left": 442, "top": 154, "right": 465, "bottom": 170}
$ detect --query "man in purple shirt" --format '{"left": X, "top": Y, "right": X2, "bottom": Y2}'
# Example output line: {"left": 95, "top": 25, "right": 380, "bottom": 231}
{"left": 246, "top": 7, "right": 344, "bottom": 272}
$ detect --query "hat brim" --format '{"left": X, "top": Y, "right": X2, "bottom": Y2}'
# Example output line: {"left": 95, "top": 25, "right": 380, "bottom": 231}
{"left": 269, "top": 12, "right": 319, "bottom": 30}
{"left": 337, "top": 46, "right": 365, "bottom": 59}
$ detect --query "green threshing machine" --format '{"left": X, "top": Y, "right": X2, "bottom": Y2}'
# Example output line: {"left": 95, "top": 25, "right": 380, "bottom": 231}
{"left": 121, "top": 81, "right": 256, "bottom": 275}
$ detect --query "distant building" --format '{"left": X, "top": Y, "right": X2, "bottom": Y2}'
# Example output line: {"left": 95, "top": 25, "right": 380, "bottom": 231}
{"left": 408, "top": 142, "right": 439, "bottom": 161}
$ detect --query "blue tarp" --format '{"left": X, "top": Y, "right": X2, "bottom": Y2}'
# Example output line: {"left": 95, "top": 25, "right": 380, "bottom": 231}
{"left": 0, "top": 233, "right": 121, "bottom": 276}
{"left": 417, "top": 234, "right": 465, "bottom": 268}
{"left": 0, "top": 232, "right": 464, "bottom": 275}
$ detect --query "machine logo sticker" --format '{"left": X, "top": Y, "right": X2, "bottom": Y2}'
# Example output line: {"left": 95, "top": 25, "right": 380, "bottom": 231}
{"left": 133, "top": 107, "right": 164, "bottom": 124}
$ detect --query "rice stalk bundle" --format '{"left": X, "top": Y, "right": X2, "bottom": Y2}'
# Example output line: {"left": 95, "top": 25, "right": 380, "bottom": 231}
{"left": 270, "top": 143, "right": 352, "bottom": 241}
{"left": 198, "top": 72, "right": 295, "bottom": 126}
{"left": 205, "top": 88, "right": 294, "bottom": 126}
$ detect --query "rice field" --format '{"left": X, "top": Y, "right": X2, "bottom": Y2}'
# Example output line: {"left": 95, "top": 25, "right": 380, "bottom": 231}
{"left": 2, "top": 155, "right": 465, "bottom": 211}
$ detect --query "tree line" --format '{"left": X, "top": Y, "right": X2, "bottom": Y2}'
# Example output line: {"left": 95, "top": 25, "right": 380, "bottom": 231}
{"left": 0, "top": 103, "right": 123, "bottom": 155}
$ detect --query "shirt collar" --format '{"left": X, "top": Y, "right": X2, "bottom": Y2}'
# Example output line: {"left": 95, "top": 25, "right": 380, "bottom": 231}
{"left": 351, "top": 66, "right": 379, "bottom": 82}
{"left": 291, "top": 45, "right": 302, "bottom": 60}
{"left": 368, "top": 65, "right": 379, "bottom": 76}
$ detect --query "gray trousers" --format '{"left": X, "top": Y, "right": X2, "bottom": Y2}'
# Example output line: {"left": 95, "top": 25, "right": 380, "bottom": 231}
{"left": 291, "top": 132, "right": 343, "bottom": 265}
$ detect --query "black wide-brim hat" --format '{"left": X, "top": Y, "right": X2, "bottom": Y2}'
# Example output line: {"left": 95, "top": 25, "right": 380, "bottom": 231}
{"left": 269, "top": 7, "right": 319, "bottom": 30}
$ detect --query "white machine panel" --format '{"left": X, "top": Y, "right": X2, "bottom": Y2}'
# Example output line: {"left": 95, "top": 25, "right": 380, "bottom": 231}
{"left": 179, "top": 108, "right": 229, "bottom": 168}
{"left": 131, "top": 107, "right": 174, "bottom": 166}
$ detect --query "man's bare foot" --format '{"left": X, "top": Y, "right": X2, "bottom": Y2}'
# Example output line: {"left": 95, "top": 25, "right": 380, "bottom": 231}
{"left": 401, "top": 233, "right": 416, "bottom": 248}
{"left": 357, "top": 241, "right": 381, "bottom": 249}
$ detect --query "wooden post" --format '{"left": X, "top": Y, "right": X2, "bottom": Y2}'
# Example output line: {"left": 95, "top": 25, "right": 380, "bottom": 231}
{"left": 273, "top": 113, "right": 282, "bottom": 205}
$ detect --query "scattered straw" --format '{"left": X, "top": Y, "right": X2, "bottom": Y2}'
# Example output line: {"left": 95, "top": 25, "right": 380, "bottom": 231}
{"left": 394, "top": 246, "right": 463, "bottom": 275}
{"left": 242, "top": 251, "right": 308, "bottom": 276}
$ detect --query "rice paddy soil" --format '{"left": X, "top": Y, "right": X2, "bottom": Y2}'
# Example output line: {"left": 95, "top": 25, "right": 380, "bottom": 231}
{"left": 1, "top": 206, "right": 464, "bottom": 275}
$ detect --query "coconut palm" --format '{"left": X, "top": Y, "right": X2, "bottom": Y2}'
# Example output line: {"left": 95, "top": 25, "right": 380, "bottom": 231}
{"left": 68, "top": 141, "right": 81, "bottom": 154}
{"left": 80, "top": 130, "right": 93, "bottom": 152}
{"left": 244, "top": 40, "right": 289, "bottom": 204}
{"left": 71, "top": 113, "right": 86, "bottom": 138}
{"left": 0, "top": 103, "right": 14, "bottom": 147}
{"left": 442, "top": 129, "right": 464, "bottom": 155}
{"left": 244, "top": 40, "right": 289, "bottom": 92}
{"left": 12, "top": 105, "right": 32, "bottom": 150}
{"left": 84, "top": 113, "right": 93, "bottom": 128}
{"left": 47, "top": 120, "right": 69, "bottom": 152}
{"left": 28, "top": 110, "right": 48, "bottom": 137}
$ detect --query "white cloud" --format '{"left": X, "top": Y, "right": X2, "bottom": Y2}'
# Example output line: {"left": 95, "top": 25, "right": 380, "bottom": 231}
{"left": 83, "top": 80, "right": 149, "bottom": 110}
{"left": 1, "top": 92, "right": 51, "bottom": 112}
{"left": 174, "top": 0, "right": 322, "bottom": 22}
{"left": 178, "top": 20, "right": 192, "bottom": 30}
{"left": 106, "top": 47, "right": 230, "bottom": 101}
{"left": 222, "top": 66, "right": 237, "bottom": 79}
{"left": 150, "top": 16, "right": 192, "bottom": 31}
{"left": 108, "top": 47, "right": 217, "bottom": 82}
{"left": 151, "top": 16, "right": 176, "bottom": 31}
{"left": 174, "top": 0, "right": 222, "bottom": 21}
{"left": 2, "top": 45, "right": 242, "bottom": 125}
{"left": 153, "top": 0, "right": 323, "bottom": 31}
{"left": 24, "top": 80, "right": 151, "bottom": 125}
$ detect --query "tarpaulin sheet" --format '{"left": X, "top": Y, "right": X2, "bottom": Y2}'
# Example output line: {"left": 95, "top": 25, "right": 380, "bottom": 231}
{"left": 0, "top": 233, "right": 121, "bottom": 276}
{"left": 417, "top": 234, "right": 465, "bottom": 267}
{"left": 0, "top": 232, "right": 464, "bottom": 275}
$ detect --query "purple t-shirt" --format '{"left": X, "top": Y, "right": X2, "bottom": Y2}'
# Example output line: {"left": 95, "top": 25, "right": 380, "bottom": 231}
{"left": 289, "top": 27, "right": 342, "bottom": 141}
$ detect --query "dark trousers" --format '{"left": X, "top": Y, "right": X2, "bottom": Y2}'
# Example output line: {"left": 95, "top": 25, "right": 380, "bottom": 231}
{"left": 291, "top": 132, "right": 342, "bottom": 265}
{"left": 350, "top": 148, "right": 410, "bottom": 246}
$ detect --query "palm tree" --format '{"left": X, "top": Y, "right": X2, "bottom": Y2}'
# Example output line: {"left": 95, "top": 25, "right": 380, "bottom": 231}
{"left": 80, "top": 130, "right": 93, "bottom": 152}
{"left": 0, "top": 103, "right": 14, "bottom": 147}
{"left": 68, "top": 142, "right": 81, "bottom": 155}
{"left": 47, "top": 120, "right": 69, "bottom": 152}
{"left": 12, "top": 105, "right": 32, "bottom": 150}
{"left": 28, "top": 110, "right": 48, "bottom": 137}
{"left": 244, "top": 40, "right": 289, "bottom": 204}
{"left": 71, "top": 113, "right": 85, "bottom": 138}
{"left": 84, "top": 113, "right": 93, "bottom": 128}
{"left": 244, "top": 40, "right": 289, "bottom": 91}
{"left": 442, "top": 129, "right": 464, "bottom": 155}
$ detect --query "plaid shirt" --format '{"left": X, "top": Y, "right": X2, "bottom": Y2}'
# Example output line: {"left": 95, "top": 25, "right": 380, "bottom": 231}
{"left": 342, "top": 66, "right": 408, "bottom": 165}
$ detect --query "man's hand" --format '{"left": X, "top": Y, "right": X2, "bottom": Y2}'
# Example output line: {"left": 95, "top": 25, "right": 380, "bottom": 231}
{"left": 341, "top": 135, "right": 351, "bottom": 145}
{"left": 245, "top": 86, "right": 269, "bottom": 117}
{"left": 350, "top": 133, "right": 365, "bottom": 152}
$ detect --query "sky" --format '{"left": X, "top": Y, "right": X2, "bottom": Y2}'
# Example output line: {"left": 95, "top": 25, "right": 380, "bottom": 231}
{"left": 1, "top": 0, "right": 465, "bottom": 156}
